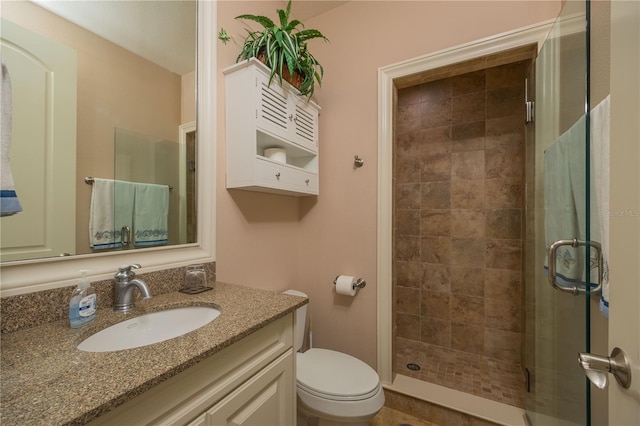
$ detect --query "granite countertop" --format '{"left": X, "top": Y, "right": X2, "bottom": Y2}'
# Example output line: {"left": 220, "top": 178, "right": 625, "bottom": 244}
{"left": 0, "top": 282, "right": 307, "bottom": 425}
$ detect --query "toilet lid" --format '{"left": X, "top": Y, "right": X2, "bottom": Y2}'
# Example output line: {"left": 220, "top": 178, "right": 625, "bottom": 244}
{"left": 297, "top": 349, "right": 380, "bottom": 400}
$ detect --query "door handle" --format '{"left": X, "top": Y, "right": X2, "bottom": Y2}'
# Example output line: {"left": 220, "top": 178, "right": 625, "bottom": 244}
{"left": 547, "top": 238, "right": 603, "bottom": 295}
{"left": 578, "top": 347, "right": 631, "bottom": 389}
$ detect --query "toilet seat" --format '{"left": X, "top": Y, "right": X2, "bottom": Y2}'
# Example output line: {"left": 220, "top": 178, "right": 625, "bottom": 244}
{"left": 296, "top": 348, "right": 381, "bottom": 401}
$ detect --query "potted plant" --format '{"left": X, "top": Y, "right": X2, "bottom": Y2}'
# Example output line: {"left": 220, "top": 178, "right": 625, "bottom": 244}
{"left": 234, "top": 0, "right": 328, "bottom": 98}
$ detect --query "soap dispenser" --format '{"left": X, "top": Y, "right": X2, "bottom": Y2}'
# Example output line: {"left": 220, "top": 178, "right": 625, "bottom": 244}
{"left": 69, "top": 269, "right": 97, "bottom": 328}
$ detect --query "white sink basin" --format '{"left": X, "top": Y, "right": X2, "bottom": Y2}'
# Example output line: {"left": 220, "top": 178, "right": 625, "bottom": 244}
{"left": 77, "top": 306, "right": 221, "bottom": 352}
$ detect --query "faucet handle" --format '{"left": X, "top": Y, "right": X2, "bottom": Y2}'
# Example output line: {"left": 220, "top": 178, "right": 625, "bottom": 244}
{"left": 115, "top": 264, "right": 141, "bottom": 281}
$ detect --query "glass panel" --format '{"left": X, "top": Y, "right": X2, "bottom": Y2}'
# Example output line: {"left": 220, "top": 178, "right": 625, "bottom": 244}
{"left": 113, "top": 128, "right": 195, "bottom": 249}
{"left": 524, "top": 0, "right": 590, "bottom": 424}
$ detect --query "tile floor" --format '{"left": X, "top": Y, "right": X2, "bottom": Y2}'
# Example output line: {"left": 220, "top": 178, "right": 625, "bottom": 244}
{"left": 301, "top": 407, "right": 439, "bottom": 426}
{"left": 370, "top": 406, "right": 439, "bottom": 426}
{"left": 396, "top": 337, "right": 525, "bottom": 408}
{"left": 299, "top": 389, "right": 500, "bottom": 426}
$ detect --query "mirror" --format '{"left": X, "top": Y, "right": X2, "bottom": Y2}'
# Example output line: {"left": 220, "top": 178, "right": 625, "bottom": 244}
{"left": 0, "top": 0, "right": 215, "bottom": 295}
{"left": 1, "top": 0, "right": 197, "bottom": 262}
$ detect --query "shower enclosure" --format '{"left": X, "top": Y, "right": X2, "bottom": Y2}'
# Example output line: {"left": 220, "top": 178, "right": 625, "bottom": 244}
{"left": 523, "top": 0, "right": 595, "bottom": 425}
{"left": 393, "top": 50, "right": 535, "bottom": 409}
{"left": 388, "top": 0, "right": 596, "bottom": 423}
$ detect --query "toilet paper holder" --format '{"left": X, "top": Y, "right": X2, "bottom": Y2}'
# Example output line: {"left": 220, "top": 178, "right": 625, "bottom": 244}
{"left": 333, "top": 276, "right": 366, "bottom": 289}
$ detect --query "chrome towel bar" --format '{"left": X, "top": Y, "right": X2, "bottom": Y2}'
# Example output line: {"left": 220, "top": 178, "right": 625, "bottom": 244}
{"left": 84, "top": 176, "right": 173, "bottom": 190}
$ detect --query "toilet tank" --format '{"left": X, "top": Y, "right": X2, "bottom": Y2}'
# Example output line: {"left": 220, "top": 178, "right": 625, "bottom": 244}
{"left": 283, "top": 289, "right": 308, "bottom": 352}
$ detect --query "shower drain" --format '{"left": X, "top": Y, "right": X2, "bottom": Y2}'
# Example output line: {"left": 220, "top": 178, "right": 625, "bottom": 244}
{"left": 406, "top": 363, "right": 421, "bottom": 371}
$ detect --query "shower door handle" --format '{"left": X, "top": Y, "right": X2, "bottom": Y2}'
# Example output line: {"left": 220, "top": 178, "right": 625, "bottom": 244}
{"left": 547, "top": 238, "right": 603, "bottom": 295}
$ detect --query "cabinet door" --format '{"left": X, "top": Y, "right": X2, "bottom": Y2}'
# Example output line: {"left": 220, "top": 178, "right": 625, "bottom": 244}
{"left": 206, "top": 351, "right": 294, "bottom": 426}
{"left": 291, "top": 99, "right": 318, "bottom": 151}
{"left": 255, "top": 72, "right": 319, "bottom": 153}
{"left": 255, "top": 73, "right": 291, "bottom": 140}
{"left": 187, "top": 413, "right": 207, "bottom": 426}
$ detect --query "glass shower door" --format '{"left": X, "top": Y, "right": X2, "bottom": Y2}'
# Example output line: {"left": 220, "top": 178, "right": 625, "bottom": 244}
{"left": 523, "top": 0, "right": 593, "bottom": 424}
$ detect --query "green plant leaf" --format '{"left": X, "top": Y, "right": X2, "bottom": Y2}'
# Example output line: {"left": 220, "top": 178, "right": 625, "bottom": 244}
{"left": 286, "top": 19, "right": 302, "bottom": 32}
{"left": 277, "top": 7, "right": 289, "bottom": 29}
{"left": 297, "top": 29, "right": 328, "bottom": 42}
{"left": 280, "top": 32, "right": 298, "bottom": 72}
{"left": 234, "top": 0, "right": 325, "bottom": 99}
{"left": 284, "top": 1, "right": 292, "bottom": 21}
{"left": 218, "top": 28, "right": 231, "bottom": 45}
{"left": 235, "top": 14, "right": 275, "bottom": 30}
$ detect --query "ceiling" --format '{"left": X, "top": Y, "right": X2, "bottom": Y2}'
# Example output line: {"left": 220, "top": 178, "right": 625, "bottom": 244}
{"left": 32, "top": 0, "right": 196, "bottom": 75}
{"left": 284, "top": 1, "right": 349, "bottom": 20}
{"left": 31, "top": 1, "right": 348, "bottom": 76}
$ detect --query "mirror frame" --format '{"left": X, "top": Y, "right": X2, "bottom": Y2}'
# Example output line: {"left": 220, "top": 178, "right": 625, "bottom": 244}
{"left": 0, "top": 0, "right": 216, "bottom": 297}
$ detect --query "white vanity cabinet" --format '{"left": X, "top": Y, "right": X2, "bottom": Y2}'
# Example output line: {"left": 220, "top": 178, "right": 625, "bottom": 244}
{"left": 88, "top": 314, "right": 295, "bottom": 426}
{"left": 188, "top": 351, "right": 293, "bottom": 425}
{"left": 224, "top": 58, "right": 320, "bottom": 196}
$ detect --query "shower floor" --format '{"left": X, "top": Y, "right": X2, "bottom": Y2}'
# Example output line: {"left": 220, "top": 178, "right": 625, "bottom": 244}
{"left": 396, "top": 337, "right": 525, "bottom": 408}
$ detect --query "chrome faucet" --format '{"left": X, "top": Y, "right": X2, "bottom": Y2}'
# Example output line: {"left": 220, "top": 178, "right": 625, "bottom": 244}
{"left": 113, "top": 264, "right": 152, "bottom": 313}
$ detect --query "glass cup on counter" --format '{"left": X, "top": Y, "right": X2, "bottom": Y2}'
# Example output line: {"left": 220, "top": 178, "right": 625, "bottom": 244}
{"left": 184, "top": 264, "right": 207, "bottom": 291}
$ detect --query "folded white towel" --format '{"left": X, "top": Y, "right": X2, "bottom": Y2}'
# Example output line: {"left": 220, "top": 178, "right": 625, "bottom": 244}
{"left": 89, "top": 178, "right": 135, "bottom": 249}
{"left": 133, "top": 183, "right": 169, "bottom": 247}
{"left": 1, "top": 60, "right": 22, "bottom": 216}
{"left": 591, "top": 96, "right": 610, "bottom": 317}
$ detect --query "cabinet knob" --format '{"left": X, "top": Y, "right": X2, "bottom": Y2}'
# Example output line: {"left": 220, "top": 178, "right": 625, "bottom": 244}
{"left": 275, "top": 172, "right": 281, "bottom": 179}
{"left": 288, "top": 114, "right": 294, "bottom": 121}
{"left": 305, "top": 179, "right": 310, "bottom": 185}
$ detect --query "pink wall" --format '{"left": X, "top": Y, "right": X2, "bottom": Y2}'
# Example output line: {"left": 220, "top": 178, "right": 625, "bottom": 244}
{"left": 216, "top": 2, "right": 304, "bottom": 292}
{"left": 217, "top": 1, "right": 560, "bottom": 368}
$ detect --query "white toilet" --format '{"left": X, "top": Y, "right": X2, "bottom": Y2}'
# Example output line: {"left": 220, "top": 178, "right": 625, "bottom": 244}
{"left": 284, "top": 290, "right": 385, "bottom": 426}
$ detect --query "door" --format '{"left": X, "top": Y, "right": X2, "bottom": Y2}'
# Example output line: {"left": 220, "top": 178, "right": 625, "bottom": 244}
{"left": 525, "top": 1, "right": 640, "bottom": 424}
{"left": 0, "top": 19, "right": 77, "bottom": 261}
{"left": 523, "top": 0, "right": 593, "bottom": 424}
{"left": 608, "top": 0, "right": 640, "bottom": 423}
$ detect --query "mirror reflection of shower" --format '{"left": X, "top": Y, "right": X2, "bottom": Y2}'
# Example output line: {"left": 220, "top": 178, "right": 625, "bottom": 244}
{"left": 114, "top": 127, "right": 196, "bottom": 247}
{"left": 184, "top": 125, "right": 197, "bottom": 244}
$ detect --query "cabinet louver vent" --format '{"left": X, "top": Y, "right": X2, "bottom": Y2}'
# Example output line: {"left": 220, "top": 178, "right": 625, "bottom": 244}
{"left": 295, "top": 105, "right": 315, "bottom": 143}
{"left": 260, "top": 83, "right": 288, "bottom": 129}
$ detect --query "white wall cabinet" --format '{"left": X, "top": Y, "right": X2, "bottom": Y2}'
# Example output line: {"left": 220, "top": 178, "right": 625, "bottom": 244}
{"left": 224, "top": 58, "right": 320, "bottom": 196}
{"left": 88, "top": 314, "right": 295, "bottom": 426}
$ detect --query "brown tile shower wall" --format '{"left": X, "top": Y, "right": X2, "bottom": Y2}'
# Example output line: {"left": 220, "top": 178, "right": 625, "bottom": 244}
{"left": 394, "top": 61, "right": 528, "bottom": 365}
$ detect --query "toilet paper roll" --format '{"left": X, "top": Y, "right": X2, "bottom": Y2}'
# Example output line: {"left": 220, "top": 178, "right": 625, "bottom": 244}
{"left": 264, "top": 147, "right": 287, "bottom": 163}
{"left": 335, "top": 275, "right": 357, "bottom": 296}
